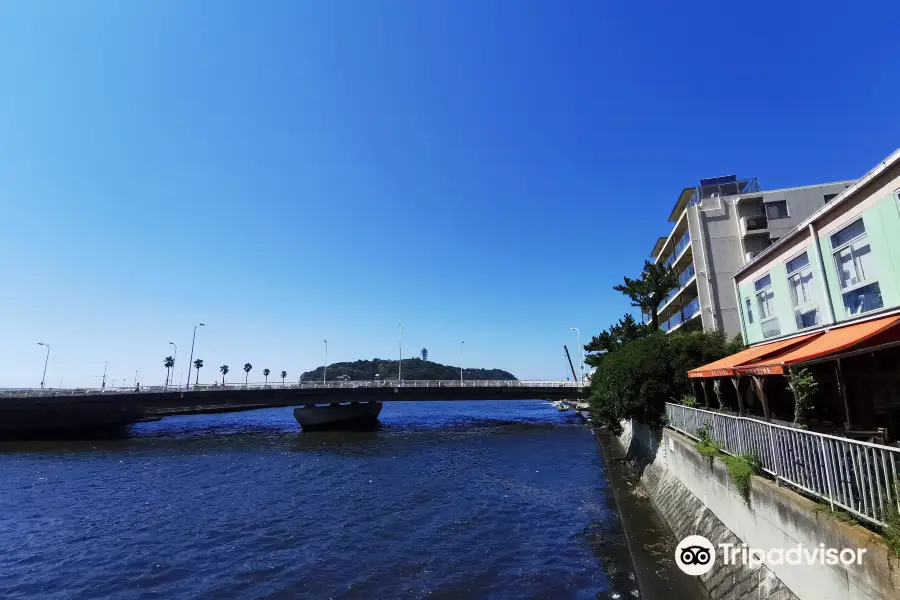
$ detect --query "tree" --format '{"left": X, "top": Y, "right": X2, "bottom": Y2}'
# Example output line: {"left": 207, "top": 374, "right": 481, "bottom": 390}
{"left": 220, "top": 364, "right": 229, "bottom": 386}
{"left": 787, "top": 367, "right": 818, "bottom": 427}
{"left": 163, "top": 356, "right": 174, "bottom": 388}
{"left": 588, "top": 329, "right": 744, "bottom": 434}
{"left": 193, "top": 358, "right": 204, "bottom": 386}
{"left": 421, "top": 348, "right": 428, "bottom": 361}
{"left": 243, "top": 363, "right": 252, "bottom": 387}
{"left": 263, "top": 368, "right": 270, "bottom": 387}
{"left": 281, "top": 370, "right": 287, "bottom": 386}
{"left": 584, "top": 314, "right": 649, "bottom": 369}
{"left": 614, "top": 260, "right": 679, "bottom": 331}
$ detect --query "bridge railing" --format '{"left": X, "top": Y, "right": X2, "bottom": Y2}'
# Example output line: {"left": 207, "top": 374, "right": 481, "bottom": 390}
{"left": 0, "top": 380, "right": 585, "bottom": 399}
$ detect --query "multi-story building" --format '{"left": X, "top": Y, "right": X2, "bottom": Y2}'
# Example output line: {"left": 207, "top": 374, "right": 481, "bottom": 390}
{"left": 734, "top": 149, "right": 900, "bottom": 345}
{"left": 649, "top": 175, "right": 854, "bottom": 337}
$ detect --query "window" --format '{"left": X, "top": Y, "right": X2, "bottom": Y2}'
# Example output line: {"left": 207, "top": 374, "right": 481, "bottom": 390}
{"left": 745, "top": 298, "right": 754, "bottom": 324}
{"left": 754, "top": 273, "right": 780, "bottom": 338}
{"left": 824, "top": 193, "right": 838, "bottom": 203}
{"left": 765, "top": 200, "right": 789, "bottom": 219}
{"left": 830, "top": 219, "right": 884, "bottom": 316}
{"left": 785, "top": 251, "right": 820, "bottom": 329}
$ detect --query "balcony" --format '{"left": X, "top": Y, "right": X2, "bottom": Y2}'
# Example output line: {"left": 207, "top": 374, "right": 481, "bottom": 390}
{"left": 688, "top": 177, "right": 759, "bottom": 207}
{"left": 660, "top": 263, "right": 697, "bottom": 311}
{"left": 740, "top": 215, "right": 769, "bottom": 236}
{"left": 661, "top": 230, "right": 692, "bottom": 270}
{"left": 683, "top": 297, "right": 701, "bottom": 320}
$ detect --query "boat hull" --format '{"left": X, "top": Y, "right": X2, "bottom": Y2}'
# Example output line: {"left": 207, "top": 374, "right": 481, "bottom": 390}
{"left": 293, "top": 402, "right": 383, "bottom": 431}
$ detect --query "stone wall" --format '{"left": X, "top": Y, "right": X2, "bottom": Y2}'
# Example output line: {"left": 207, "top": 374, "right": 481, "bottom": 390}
{"left": 616, "top": 422, "right": 900, "bottom": 600}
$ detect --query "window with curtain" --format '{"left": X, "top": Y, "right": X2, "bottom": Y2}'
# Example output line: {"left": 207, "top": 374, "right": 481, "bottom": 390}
{"left": 830, "top": 219, "right": 884, "bottom": 316}
{"left": 754, "top": 273, "right": 780, "bottom": 337}
{"left": 785, "top": 251, "right": 820, "bottom": 329}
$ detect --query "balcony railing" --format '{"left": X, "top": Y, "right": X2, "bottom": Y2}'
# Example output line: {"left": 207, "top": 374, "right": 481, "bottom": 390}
{"left": 688, "top": 177, "right": 759, "bottom": 207}
{"left": 683, "top": 297, "right": 701, "bottom": 320}
{"left": 679, "top": 263, "right": 696, "bottom": 287}
{"left": 674, "top": 230, "right": 691, "bottom": 258}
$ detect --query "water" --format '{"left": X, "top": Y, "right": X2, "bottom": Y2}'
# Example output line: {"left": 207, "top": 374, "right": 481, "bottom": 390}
{"left": 0, "top": 401, "right": 638, "bottom": 599}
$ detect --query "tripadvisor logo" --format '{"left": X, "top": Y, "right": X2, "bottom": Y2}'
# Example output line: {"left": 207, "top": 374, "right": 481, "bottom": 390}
{"left": 675, "top": 535, "right": 716, "bottom": 576}
{"left": 675, "top": 535, "right": 868, "bottom": 575}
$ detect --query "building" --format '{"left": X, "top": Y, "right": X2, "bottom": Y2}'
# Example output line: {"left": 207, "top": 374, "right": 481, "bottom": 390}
{"left": 688, "top": 148, "right": 900, "bottom": 439}
{"left": 649, "top": 175, "right": 854, "bottom": 337}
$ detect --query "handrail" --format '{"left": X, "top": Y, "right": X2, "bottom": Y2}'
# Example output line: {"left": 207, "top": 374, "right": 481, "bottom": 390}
{"left": 0, "top": 380, "right": 586, "bottom": 398}
{"left": 665, "top": 402, "right": 900, "bottom": 526}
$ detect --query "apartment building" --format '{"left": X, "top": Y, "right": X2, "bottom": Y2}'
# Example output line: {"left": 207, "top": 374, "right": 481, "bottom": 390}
{"left": 734, "top": 149, "right": 900, "bottom": 344}
{"left": 649, "top": 176, "right": 854, "bottom": 337}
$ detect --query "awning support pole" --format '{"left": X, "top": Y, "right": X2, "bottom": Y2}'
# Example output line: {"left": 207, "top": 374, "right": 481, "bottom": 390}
{"left": 701, "top": 379, "right": 712, "bottom": 409}
{"left": 751, "top": 375, "right": 771, "bottom": 422}
{"left": 836, "top": 358, "right": 851, "bottom": 430}
{"left": 731, "top": 375, "right": 745, "bottom": 416}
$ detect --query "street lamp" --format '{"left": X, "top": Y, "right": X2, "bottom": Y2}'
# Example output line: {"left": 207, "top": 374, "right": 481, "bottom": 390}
{"left": 460, "top": 341, "right": 465, "bottom": 384}
{"left": 398, "top": 323, "right": 403, "bottom": 384}
{"left": 185, "top": 323, "right": 205, "bottom": 391}
{"left": 323, "top": 340, "right": 328, "bottom": 383}
{"left": 169, "top": 341, "right": 177, "bottom": 387}
{"left": 570, "top": 327, "right": 584, "bottom": 385}
{"left": 37, "top": 342, "right": 50, "bottom": 389}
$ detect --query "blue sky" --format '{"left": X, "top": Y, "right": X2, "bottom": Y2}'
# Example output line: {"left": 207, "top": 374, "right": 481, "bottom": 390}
{"left": 2, "top": 1, "right": 898, "bottom": 387}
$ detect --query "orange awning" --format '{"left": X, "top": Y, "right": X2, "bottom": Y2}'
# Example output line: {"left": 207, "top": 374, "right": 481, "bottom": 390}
{"left": 736, "top": 315, "right": 900, "bottom": 375}
{"left": 687, "top": 332, "right": 821, "bottom": 378}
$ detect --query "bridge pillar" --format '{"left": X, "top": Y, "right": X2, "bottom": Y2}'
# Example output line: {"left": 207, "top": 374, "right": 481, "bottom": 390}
{"left": 293, "top": 401, "right": 383, "bottom": 431}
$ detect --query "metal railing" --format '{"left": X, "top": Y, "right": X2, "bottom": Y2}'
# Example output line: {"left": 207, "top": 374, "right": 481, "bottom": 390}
{"left": 689, "top": 177, "right": 760, "bottom": 207}
{"left": 665, "top": 403, "right": 900, "bottom": 526}
{"left": 0, "top": 380, "right": 586, "bottom": 399}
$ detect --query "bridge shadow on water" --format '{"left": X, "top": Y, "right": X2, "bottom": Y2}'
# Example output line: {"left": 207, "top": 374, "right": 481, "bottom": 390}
{"left": 0, "top": 407, "right": 577, "bottom": 456}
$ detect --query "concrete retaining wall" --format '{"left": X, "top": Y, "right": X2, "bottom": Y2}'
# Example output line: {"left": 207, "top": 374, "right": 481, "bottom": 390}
{"left": 616, "top": 422, "right": 900, "bottom": 600}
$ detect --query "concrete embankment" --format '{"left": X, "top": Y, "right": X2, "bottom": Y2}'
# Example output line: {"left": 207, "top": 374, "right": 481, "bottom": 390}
{"left": 608, "top": 421, "right": 900, "bottom": 600}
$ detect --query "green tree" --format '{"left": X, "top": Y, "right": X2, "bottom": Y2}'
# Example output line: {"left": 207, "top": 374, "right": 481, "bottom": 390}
{"left": 243, "top": 363, "right": 252, "bottom": 387}
{"left": 584, "top": 314, "right": 649, "bottom": 369}
{"left": 613, "top": 261, "right": 679, "bottom": 331}
{"left": 263, "top": 368, "right": 270, "bottom": 387}
{"left": 193, "top": 358, "right": 203, "bottom": 386}
{"left": 220, "top": 364, "right": 229, "bottom": 386}
{"left": 787, "top": 367, "right": 818, "bottom": 427}
{"left": 421, "top": 348, "right": 428, "bottom": 361}
{"left": 163, "top": 356, "right": 174, "bottom": 388}
{"left": 589, "top": 329, "right": 743, "bottom": 434}
{"left": 281, "top": 370, "right": 287, "bottom": 386}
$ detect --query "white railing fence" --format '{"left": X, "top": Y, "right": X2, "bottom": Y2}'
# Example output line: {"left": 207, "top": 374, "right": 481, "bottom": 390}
{"left": 0, "top": 380, "right": 585, "bottom": 399}
{"left": 665, "top": 403, "right": 900, "bottom": 527}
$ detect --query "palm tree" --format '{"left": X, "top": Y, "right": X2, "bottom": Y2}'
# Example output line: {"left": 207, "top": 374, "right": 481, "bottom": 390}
{"left": 220, "top": 364, "right": 229, "bottom": 386}
{"left": 243, "top": 363, "right": 252, "bottom": 387}
{"left": 263, "top": 368, "right": 270, "bottom": 387}
{"left": 193, "top": 358, "right": 204, "bottom": 386}
{"left": 163, "top": 356, "right": 174, "bottom": 389}
{"left": 281, "top": 370, "right": 287, "bottom": 386}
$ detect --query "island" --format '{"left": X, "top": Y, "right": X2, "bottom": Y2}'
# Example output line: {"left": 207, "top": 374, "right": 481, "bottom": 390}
{"left": 300, "top": 358, "right": 517, "bottom": 382}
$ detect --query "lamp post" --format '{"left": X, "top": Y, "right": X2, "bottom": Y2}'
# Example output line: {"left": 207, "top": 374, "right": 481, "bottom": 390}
{"left": 323, "top": 340, "right": 328, "bottom": 383}
{"left": 102, "top": 361, "right": 107, "bottom": 391}
{"left": 460, "top": 341, "right": 465, "bottom": 384}
{"left": 185, "top": 323, "right": 205, "bottom": 391}
{"left": 169, "top": 341, "right": 177, "bottom": 387}
{"left": 37, "top": 342, "right": 50, "bottom": 389}
{"left": 570, "top": 327, "right": 583, "bottom": 385}
{"left": 398, "top": 323, "right": 403, "bottom": 384}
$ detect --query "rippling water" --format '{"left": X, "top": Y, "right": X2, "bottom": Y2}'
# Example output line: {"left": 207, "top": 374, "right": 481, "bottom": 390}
{"left": 0, "top": 401, "right": 637, "bottom": 599}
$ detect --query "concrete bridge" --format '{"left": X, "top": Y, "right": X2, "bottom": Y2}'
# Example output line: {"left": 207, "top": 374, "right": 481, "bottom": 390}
{"left": 0, "top": 380, "right": 587, "bottom": 438}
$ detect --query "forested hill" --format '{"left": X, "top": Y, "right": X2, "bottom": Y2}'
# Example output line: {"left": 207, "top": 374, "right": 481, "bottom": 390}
{"left": 301, "top": 358, "right": 517, "bottom": 382}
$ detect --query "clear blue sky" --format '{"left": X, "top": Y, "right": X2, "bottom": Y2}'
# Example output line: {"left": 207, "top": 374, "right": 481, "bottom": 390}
{"left": 2, "top": 1, "right": 898, "bottom": 387}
